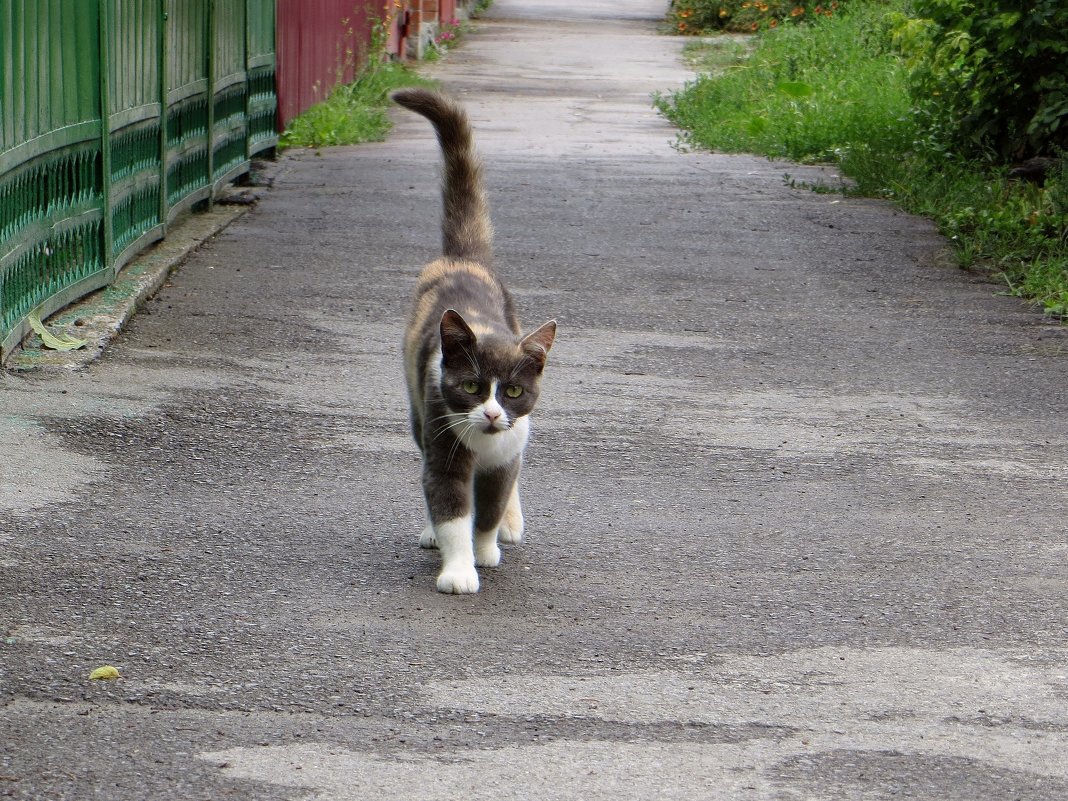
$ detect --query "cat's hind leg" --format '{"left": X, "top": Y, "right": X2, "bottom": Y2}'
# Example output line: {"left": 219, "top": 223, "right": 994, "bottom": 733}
{"left": 419, "top": 510, "right": 437, "bottom": 549}
{"left": 497, "top": 479, "right": 524, "bottom": 545}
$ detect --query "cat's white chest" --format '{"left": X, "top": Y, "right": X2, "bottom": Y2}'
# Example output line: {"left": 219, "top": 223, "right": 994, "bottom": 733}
{"left": 464, "top": 415, "right": 530, "bottom": 468}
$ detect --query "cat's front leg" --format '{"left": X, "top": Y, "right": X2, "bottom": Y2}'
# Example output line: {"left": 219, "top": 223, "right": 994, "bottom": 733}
{"left": 433, "top": 514, "right": 479, "bottom": 594}
{"left": 474, "top": 527, "right": 501, "bottom": 567}
{"left": 423, "top": 453, "right": 480, "bottom": 594}
{"left": 473, "top": 460, "right": 521, "bottom": 564}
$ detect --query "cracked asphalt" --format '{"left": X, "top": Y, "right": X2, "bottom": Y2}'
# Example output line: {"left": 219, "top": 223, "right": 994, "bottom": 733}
{"left": 2, "top": 1, "right": 1068, "bottom": 798}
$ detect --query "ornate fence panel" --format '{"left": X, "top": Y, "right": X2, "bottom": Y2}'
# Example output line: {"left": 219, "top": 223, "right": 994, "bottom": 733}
{"left": 0, "top": 0, "right": 277, "bottom": 361}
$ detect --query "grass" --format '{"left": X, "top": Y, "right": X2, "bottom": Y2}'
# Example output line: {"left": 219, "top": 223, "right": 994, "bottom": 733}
{"left": 279, "top": 61, "right": 434, "bottom": 150}
{"left": 660, "top": 4, "right": 913, "bottom": 162}
{"left": 679, "top": 36, "right": 753, "bottom": 73}
{"left": 656, "top": 2, "right": 1068, "bottom": 318}
{"left": 280, "top": 1, "right": 496, "bottom": 148}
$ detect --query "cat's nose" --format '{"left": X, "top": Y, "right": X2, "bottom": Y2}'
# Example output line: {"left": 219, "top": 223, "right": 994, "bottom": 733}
{"left": 484, "top": 409, "right": 501, "bottom": 423}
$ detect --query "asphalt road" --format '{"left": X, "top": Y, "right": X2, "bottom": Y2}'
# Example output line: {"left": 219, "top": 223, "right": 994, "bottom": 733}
{"left": 3, "top": 1, "right": 1068, "bottom": 799}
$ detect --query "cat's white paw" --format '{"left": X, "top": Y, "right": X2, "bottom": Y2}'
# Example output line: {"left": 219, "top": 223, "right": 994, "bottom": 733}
{"left": 436, "top": 565, "right": 480, "bottom": 594}
{"left": 475, "top": 542, "right": 501, "bottom": 567}
{"left": 419, "top": 524, "right": 438, "bottom": 549}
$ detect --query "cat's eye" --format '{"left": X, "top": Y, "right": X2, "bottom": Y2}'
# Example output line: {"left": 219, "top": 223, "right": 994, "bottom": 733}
{"left": 462, "top": 380, "right": 480, "bottom": 395}
{"left": 504, "top": 384, "right": 523, "bottom": 398}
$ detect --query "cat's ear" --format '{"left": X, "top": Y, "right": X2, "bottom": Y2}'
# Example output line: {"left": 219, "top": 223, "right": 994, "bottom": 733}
{"left": 440, "top": 309, "right": 476, "bottom": 366}
{"left": 520, "top": 320, "right": 556, "bottom": 372}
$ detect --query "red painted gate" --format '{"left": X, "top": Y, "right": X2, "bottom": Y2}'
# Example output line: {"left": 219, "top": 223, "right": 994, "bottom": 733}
{"left": 275, "top": 0, "right": 406, "bottom": 130}
{"left": 275, "top": 0, "right": 476, "bottom": 130}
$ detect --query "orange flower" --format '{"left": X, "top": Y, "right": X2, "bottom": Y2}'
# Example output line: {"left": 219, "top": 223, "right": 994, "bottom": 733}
{"left": 719, "top": 7, "right": 729, "bottom": 16}
{"left": 750, "top": 21, "right": 759, "bottom": 29}
{"left": 790, "top": 6, "right": 804, "bottom": 15}
{"left": 769, "top": 17, "right": 778, "bottom": 26}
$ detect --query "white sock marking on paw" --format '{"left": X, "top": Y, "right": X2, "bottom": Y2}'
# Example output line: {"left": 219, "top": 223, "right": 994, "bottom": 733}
{"left": 475, "top": 529, "right": 501, "bottom": 567}
{"left": 437, "top": 565, "right": 479, "bottom": 594}
{"left": 433, "top": 515, "right": 478, "bottom": 594}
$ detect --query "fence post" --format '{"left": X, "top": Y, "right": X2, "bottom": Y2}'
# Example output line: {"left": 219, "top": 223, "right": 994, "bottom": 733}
{"left": 159, "top": 0, "right": 170, "bottom": 235}
{"left": 206, "top": 0, "right": 216, "bottom": 210}
{"left": 244, "top": 0, "right": 251, "bottom": 162}
{"left": 97, "top": 0, "right": 115, "bottom": 280}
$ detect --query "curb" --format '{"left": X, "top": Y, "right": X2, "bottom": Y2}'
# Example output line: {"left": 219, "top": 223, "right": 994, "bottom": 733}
{"left": 2, "top": 164, "right": 280, "bottom": 374}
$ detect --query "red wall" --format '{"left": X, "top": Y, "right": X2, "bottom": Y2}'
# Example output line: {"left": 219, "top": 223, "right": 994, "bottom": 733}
{"left": 275, "top": 0, "right": 403, "bottom": 130}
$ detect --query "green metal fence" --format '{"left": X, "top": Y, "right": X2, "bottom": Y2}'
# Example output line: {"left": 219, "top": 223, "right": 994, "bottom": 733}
{"left": 0, "top": 0, "right": 277, "bottom": 360}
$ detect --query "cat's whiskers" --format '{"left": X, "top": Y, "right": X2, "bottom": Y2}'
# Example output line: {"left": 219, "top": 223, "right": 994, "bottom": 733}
{"left": 427, "top": 409, "right": 479, "bottom": 469}
{"left": 431, "top": 413, "right": 473, "bottom": 443}
{"left": 430, "top": 410, "right": 469, "bottom": 426}
{"left": 457, "top": 342, "right": 479, "bottom": 371}
{"left": 444, "top": 419, "right": 475, "bottom": 469}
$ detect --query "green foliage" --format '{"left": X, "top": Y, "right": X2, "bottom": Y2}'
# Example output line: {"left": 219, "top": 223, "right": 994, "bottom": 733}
{"left": 680, "top": 37, "right": 753, "bottom": 73}
{"left": 658, "top": 2, "right": 914, "bottom": 163}
{"left": 279, "top": 62, "right": 432, "bottom": 149}
{"left": 894, "top": 0, "right": 1068, "bottom": 161}
{"left": 658, "top": 0, "right": 1068, "bottom": 317}
{"left": 843, "top": 147, "right": 1068, "bottom": 317}
{"left": 668, "top": 0, "right": 844, "bottom": 34}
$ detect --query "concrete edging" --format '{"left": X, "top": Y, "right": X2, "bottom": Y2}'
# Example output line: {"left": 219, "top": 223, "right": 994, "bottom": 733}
{"left": 4, "top": 205, "right": 251, "bottom": 373}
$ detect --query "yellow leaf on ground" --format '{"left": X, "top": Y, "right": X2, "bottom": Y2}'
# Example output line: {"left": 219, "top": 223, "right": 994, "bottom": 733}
{"left": 89, "top": 665, "right": 121, "bottom": 681}
{"left": 27, "top": 307, "right": 87, "bottom": 351}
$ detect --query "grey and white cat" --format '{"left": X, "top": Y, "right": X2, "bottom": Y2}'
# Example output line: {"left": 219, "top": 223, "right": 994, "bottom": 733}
{"left": 393, "top": 89, "right": 556, "bottom": 594}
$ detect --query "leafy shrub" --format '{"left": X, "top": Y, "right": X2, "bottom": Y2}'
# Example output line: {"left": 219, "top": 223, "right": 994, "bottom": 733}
{"left": 894, "top": 0, "right": 1068, "bottom": 162}
{"left": 669, "top": 0, "right": 842, "bottom": 34}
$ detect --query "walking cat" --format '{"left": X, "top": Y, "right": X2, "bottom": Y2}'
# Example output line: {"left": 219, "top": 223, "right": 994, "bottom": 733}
{"left": 393, "top": 89, "right": 556, "bottom": 594}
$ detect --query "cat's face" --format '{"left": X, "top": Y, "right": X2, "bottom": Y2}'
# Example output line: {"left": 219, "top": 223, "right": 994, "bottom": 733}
{"left": 438, "top": 310, "right": 555, "bottom": 436}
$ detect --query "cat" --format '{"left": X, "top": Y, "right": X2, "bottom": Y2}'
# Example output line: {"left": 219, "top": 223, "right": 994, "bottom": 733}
{"left": 392, "top": 89, "right": 557, "bottom": 594}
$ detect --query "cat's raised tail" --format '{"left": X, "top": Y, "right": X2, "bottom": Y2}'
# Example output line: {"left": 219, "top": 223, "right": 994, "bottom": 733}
{"left": 392, "top": 89, "right": 493, "bottom": 265}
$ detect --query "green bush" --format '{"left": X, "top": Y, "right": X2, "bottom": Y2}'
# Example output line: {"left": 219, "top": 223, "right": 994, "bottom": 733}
{"left": 895, "top": 0, "right": 1068, "bottom": 162}
{"left": 659, "top": 2, "right": 914, "bottom": 162}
